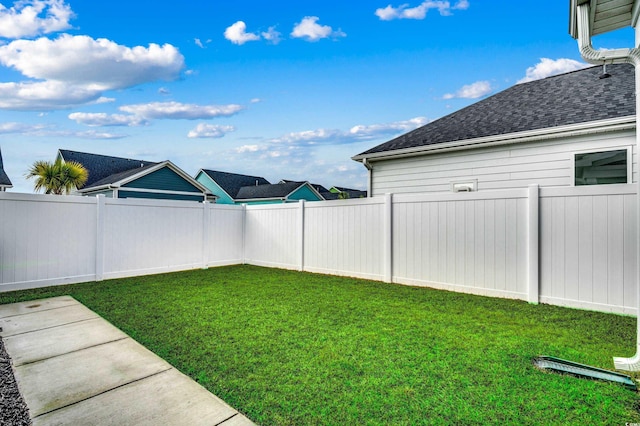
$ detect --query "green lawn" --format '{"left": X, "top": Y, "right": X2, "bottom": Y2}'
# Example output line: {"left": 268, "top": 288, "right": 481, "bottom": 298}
{"left": 1, "top": 265, "right": 638, "bottom": 425}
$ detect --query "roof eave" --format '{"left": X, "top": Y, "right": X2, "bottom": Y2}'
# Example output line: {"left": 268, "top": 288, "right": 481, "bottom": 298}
{"left": 352, "top": 115, "right": 635, "bottom": 163}
{"left": 569, "top": 0, "right": 639, "bottom": 39}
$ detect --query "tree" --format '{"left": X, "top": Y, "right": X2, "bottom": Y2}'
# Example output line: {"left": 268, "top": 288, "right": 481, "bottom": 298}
{"left": 26, "top": 160, "right": 88, "bottom": 195}
{"left": 337, "top": 191, "right": 350, "bottom": 199}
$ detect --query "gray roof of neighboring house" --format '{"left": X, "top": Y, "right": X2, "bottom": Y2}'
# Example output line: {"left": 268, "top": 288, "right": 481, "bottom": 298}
{"left": 333, "top": 186, "right": 367, "bottom": 198}
{"left": 0, "top": 149, "right": 12, "bottom": 187}
{"left": 201, "top": 169, "right": 270, "bottom": 198}
{"left": 235, "top": 181, "right": 307, "bottom": 200}
{"left": 59, "top": 149, "right": 157, "bottom": 189}
{"left": 356, "top": 64, "right": 635, "bottom": 157}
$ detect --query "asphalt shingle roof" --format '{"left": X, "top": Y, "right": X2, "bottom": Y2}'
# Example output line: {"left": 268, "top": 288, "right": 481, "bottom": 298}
{"left": 59, "top": 149, "right": 157, "bottom": 189}
{"left": 0, "top": 149, "right": 12, "bottom": 187}
{"left": 201, "top": 170, "right": 270, "bottom": 198}
{"left": 235, "top": 181, "right": 306, "bottom": 200}
{"left": 357, "top": 64, "right": 636, "bottom": 157}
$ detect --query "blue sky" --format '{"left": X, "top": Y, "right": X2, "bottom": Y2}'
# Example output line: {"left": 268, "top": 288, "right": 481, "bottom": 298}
{"left": 0, "top": 0, "right": 635, "bottom": 193}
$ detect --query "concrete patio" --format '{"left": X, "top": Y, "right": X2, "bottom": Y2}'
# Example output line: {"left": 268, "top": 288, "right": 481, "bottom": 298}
{"left": 0, "top": 296, "right": 255, "bottom": 426}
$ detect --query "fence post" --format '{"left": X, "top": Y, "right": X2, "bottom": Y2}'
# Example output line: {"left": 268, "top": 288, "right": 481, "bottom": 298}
{"left": 202, "top": 201, "right": 210, "bottom": 269}
{"left": 298, "top": 199, "right": 305, "bottom": 272}
{"left": 527, "top": 184, "right": 539, "bottom": 304}
{"left": 241, "top": 204, "right": 247, "bottom": 265}
{"left": 95, "top": 195, "right": 106, "bottom": 281}
{"left": 384, "top": 193, "right": 393, "bottom": 283}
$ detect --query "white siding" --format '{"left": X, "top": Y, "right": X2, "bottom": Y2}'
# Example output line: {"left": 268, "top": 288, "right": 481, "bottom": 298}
{"left": 371, "top": 130, "right": 637, "bottom": 195}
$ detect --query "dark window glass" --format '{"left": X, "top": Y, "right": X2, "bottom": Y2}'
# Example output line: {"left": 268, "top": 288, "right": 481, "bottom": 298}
{"left": 575, "top": 149, "right": 627, "bottom": 185}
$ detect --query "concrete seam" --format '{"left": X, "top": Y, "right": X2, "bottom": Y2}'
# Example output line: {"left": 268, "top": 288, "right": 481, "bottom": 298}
{"left": 12, "top": 336, "right": 129, "bottom": 367}
{"left": 1, "top": 316, "right": 99, "bottom": 338}
{"left": 214, "top": 412, "right": 239, "bottom": 426}
{"left": 31, "top": 367, "right": 174, "bottom": 419}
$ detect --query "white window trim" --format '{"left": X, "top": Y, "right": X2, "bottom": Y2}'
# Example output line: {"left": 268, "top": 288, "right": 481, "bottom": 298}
{"left": 571, "top": 146, "right": 632, "bottom": 186}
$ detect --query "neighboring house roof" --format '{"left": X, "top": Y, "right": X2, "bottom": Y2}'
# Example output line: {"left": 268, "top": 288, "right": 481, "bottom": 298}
{"left": 58, "top": 149, "right": 157, "bottom": 189}
{"left": 0, "top": 148, "right": 12, "bottom": 188}
{"left": 200, "top": 169, "right": 270, "bottom": 198}
{"left": 235, "top": 181, "right": 321, "bottom": 201}
{"left": 58, "top": 149, "right": 211, "bottom": 196}
{"left": 354, "top": 64, "right": 635, "bottom": 159}
{"left": 331, "top": 186, "right": 367, "bottom": 198}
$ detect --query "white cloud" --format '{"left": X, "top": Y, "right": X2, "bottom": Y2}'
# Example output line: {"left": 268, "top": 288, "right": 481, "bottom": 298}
{"left": 517, "top": 58, "right": 589, "bottom": 84}
{"left": 158, "top": 87, "right": 169, "bottom": 95}
{"left": 0, "top": 121, "right": 124, "bottom": 138}
{"left": 119, "top": 101, "right": 243, "bottom": 120}
{"left": 0, "top": 80, "right": 102, "bottom": 110}
{"left": 235, "top": 144, "right": 263, "bottom": 153}
{"left": 194, "top": 38, "right": 204, "bottom": 48}
{"left": 261, "top": 26, "right": 282, "bottom": 44}
{"left": 0, "top": 121, "right": 47, "bottom": 134}
{"left": 250, "top": 98, "right": 261, "bottom": 104}
{"left": 224, "top": 21, "right": 260, "bottom": 45}
{"left": 271, "top": 116, "right": 427, "bottom": 146}
{"left": 68, "top": 112, "right": 148, "bottom": 127}
{"left": 375, "top": 0, "right": 469, "bottom": 20}
{"left": 0, "top": 34, "right": 184, "bottom": 110}
{"left": 291, "top": 16, "right": 346, "bottom": 42}
{"left": 0, "top": 0, "right": 74, "bottom": 39}
{"left": 0, "top": 35, "right": 184, "bottom": 90}
{"left": 187, "top": 123, "right": 235, "bottom": 138}
{"left": 443, "top": 80, "right": 492, "bottom": 99}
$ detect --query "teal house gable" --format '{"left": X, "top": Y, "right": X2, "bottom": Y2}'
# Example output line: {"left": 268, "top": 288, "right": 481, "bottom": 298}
{"left": 124, "top": 167, "right": 203, "bottom": 193}
{"left": 286, "top": 184, "right": 323, "bottom": 202}
{"left": 58, "top": 149, "right": 212, "bottom": 202}
{"left": 196, "top": 169, "right": 324, "bottom": 204}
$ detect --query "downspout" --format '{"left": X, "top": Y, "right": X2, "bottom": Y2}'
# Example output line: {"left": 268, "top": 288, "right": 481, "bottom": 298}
{"left": 576, "top": 3, "right": 640, "bottom": 371}
{"left": 362, "top": 157, "right": 373, "bottom": 197}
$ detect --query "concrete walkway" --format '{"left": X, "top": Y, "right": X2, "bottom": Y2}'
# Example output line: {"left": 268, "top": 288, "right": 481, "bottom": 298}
{"left": 0, "top": 296, "right": 255, "bottom": 426}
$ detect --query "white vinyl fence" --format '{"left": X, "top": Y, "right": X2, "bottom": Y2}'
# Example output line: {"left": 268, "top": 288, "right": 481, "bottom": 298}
{"left": 0, "top": 193, "right": 244, "bottom": 291}
{"left": 0, "top": 185, "right": 637, "bottom": 315}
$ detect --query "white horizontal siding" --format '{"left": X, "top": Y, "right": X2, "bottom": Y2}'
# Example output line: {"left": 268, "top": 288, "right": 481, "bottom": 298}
{"left": 371, "top": 130, "right": 636, "bottom": 196}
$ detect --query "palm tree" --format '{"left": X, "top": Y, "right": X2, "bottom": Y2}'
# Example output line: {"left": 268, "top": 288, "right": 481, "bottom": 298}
{"left": 26, "top": 160, "right": 88, "bottom": 195}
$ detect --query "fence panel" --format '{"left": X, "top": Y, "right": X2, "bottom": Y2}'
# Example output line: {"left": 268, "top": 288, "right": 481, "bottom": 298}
{"left": 102, "top": 198, "right": 205, "bottom": 279}
{"left": 304, "top": 198, "right": 385, "bottom": 280}
{"left": 0, "top": 193, "right": 97, "bottom": 290}
{"left": 244, "top": 204, "right": 300, "bottom": 270}
{"left": 392, "top": 190, "right": 530, "bottom": 300}
{"left": 207, "top": 204, "right": 244, "bottom": 266}
{"left": 539, "top": 185, "right": 637, "bottom": 314}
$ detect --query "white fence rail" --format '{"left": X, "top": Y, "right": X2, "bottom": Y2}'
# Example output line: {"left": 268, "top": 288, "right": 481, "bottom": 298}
{"left": 0, "top": 185, "right": 637, "bottom": 315}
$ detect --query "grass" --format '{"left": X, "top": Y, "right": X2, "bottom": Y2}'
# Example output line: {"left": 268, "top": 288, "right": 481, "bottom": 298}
{"left": 1, "top": 264, "right": 638, "bottom": 425}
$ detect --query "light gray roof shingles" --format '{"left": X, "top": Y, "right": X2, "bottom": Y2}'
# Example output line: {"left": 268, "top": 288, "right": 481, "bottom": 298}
{"left": 357, "top": 64, "right": 635, "bottom": 157}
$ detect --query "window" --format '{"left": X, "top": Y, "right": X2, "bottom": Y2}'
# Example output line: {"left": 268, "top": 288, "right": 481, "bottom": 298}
{"left": 574, "top": 149, "right": 629, "bottom": 186}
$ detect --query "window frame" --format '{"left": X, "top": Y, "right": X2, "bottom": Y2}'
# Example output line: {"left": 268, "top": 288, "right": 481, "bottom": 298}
{"left": 571, "top": 146, "right": 632, "bottom": 186}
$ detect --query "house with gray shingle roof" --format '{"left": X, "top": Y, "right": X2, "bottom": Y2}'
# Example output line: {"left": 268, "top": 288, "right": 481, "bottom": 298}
{"left": 195, "top": 170, "right": 324, "bottom": 204}
{"left": 353, "top": 64, "right": 635, "bottom": 196}
{"left": 0, "top": 148, "right": 12, "bottom": 191}
{"left": 57, "top": 149, "right": 212, "bottom": 202}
